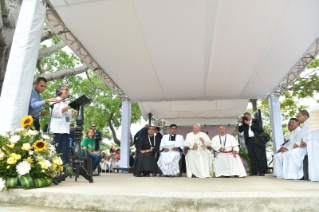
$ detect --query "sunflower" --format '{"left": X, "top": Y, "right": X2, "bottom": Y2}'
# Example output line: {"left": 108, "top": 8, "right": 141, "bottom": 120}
{"left": 21, "top": 115, "right": 33, "bottom": 129}
{"left": 34, "top": 140, "right": 47, "bottom": 151}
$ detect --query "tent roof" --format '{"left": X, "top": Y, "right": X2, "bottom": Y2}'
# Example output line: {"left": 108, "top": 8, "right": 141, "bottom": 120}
{"left": 47, "top": 0, "right": 319, "bottom": 123}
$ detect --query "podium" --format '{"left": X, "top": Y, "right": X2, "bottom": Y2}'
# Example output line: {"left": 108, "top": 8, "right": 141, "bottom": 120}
{"left": 68, "top": 95, "right": 92, "bottom": 181}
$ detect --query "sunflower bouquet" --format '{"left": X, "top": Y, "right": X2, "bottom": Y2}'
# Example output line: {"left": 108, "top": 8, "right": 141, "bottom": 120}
{"left": 0, "top": 116, "right": 64, "bottom": 191}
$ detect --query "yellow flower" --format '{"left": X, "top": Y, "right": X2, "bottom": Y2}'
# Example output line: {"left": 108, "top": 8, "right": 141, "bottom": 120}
{"left": 39, "top": 161, "right": 48, "bottom": 169}
{"left": 41, "top": 170, "right": 46, "bottom": 173}
{"left": 7, "top": 157, "right": 17, "bottom": 164}
{"left": 53, "top": 157, "right": 62, "bottom": 165}
{"left": 24, "top": 157, "right": 34, "bottom": 164}
{"left": 10, "top": 153, "right": 21, "bottom": 160}
{"left": 7, "top": 166, "right": 10, "bottom": 169}
{"left": 21, "top": 115, "right": 33, "bottom": 128}
{"left": 34, "top": 140, "right": 47, "bottom": 151}
{"left": 58, "top": 166, "right": 64, "bottom": 172}
{"left": 7, "top": 143, "right": 15, "bottom": 148}
{"left": 22, "top": 143, "right": 32, "bottom": 151}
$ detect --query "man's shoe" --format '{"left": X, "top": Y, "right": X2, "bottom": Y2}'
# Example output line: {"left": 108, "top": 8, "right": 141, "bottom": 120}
{"left": 192, "top": 174, "right": 197, "bottom": 178}
{"left": 79, "top": 166, "right": 93, "bottom": 183}
{"left": 249, "top": 173, "right": 258, "bottom": 176}
{"left": 52, "top": 177, "right": 59, "bottom": 185}
{"left": 299, "top": 176, "right": 304, "bottom": 180}
{"left": 258, "top": 173, "right": 265, "bottom": 176}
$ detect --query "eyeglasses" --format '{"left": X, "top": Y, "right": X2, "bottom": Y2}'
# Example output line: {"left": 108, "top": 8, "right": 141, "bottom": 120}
{"left": 92, "top": 126, "right": 96, "bottom": 127}
{"left": 62, "top": 88, "right": 69, "bottom": 91}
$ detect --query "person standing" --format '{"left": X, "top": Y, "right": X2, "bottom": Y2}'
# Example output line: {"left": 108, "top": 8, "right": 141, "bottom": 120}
{"left": 91, "top": 124, "right": 101, "bottom": 152}
{"left": 50, "top": 85, "right": 77, "bottom": 164}
{"left": 238, "top": 112, "right": 265, "bottom": 176}
{"left": 134, "top": 124, "right": 150, "bottom": 148}
{"left": 28, "top": 77, "right": 60, "bottom": 131}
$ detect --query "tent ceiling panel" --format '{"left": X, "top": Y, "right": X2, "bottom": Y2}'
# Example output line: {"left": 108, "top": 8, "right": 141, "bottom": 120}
{"left": 50, "top": 0, "right": 319, "bottom": 103}
{"left": 138, "top": 99, "right": 248, "bottom": 120}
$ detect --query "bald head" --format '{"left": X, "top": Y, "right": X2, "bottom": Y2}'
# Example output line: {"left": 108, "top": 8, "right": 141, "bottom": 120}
{"left": 193, "top": 123, "right": 200, "bottom": 134}
{"left": 218, "top": 125, "right": 226, "bottom": 136}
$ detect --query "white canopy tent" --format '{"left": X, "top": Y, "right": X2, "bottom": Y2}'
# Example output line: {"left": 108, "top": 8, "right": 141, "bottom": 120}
{"left": 47, "top": 0, "right": 319, "bottom": 124}
{"left": 1, "top": 0, "right": 319, "bottom": 168}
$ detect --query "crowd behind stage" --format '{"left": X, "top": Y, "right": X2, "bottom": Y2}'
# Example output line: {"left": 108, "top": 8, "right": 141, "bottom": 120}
{"left": 28, "top": 77, "right": 315, "bottom": 183}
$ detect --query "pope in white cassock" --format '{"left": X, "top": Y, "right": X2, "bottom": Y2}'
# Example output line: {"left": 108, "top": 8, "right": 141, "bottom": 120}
{"left": 273, "top": 118, "right": 301, "bottom": 178}
{"left": 283, "top": 110, "right": 309, "bottom": 180}
{"left": 211, "top": 125, "right": 246, "bottom": 178}
{"left": 157, "top": 124, "right": 184, "bottom": 177}
{"left": 184, "top": 123, "right": 212, "bottom": 178}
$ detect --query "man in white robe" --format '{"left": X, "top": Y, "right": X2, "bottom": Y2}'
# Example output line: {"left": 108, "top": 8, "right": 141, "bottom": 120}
{"left": 283, "top": 110, "right": 309, "bottom": 180}
{"left": 184, "top": 123, "right": 212, "bottom": 178}
{"left": 273, "top": 118, "right": 301, "bottom": 178}
{"left": 211, "top": 125, "right": 246, "bottom": 178}
{"left": 157, "top": 124, "right": 184, "bottom": 177}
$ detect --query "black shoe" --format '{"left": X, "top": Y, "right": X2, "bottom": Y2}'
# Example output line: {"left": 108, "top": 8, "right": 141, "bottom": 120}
{"left": 192, "top": 174, "right": 197, "bottom": 178}
{"left": 52, "top": 177, "right": 59, "bottom": 185}
{"left": 249, "top": 173, "right": 258, "bottom": 176}
{"left": 299, "top": 176, "right": 304, "bottom": 180}
{"left": 79, "top": 166, "right": 93, "bottom": 183}
{"left": 258, "top": 173, "right": 265, "bottom": 176}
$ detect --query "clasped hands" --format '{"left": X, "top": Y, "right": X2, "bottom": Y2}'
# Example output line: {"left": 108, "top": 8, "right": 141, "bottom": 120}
{"left": 293, "top": 142, "right": 307, "bottom": 149}
{"left": 141, "top": 149, "right": 153, "bottom": 154}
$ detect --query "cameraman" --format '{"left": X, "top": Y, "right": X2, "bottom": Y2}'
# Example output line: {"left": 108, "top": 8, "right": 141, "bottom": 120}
{"left": 238, "top": 112, "right": 265, "bottom": 176}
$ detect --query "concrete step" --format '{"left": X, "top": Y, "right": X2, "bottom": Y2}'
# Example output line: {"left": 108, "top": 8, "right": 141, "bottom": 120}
{"left": 0, "top": 173, "right": 318, "bottom": 212}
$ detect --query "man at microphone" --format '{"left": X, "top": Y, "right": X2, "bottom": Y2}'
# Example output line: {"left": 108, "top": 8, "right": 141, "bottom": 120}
{"left": 28, "top": 77, "right": 60, "bottom": 131}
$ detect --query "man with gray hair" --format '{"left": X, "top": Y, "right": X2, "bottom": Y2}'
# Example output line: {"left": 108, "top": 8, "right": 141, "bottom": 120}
{"left": 184, "top": 123, "right": 212, "bottom": 178}
{"left": 211, "top": 125, "right": 246, "bottom": 178}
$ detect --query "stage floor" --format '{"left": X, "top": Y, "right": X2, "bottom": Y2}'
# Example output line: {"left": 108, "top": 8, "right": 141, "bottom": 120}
{"left": 0, "top": 173, "right": 318, "bottom": 212}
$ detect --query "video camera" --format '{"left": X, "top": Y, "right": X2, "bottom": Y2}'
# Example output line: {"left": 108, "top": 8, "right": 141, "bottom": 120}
{"left": 242, "top": 116, "right": 249, "bottom": 124}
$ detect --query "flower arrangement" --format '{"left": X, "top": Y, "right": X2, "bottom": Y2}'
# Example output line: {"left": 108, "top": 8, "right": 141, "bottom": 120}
{"left": 0, "top": 116, "right": 64, "bottom": 191}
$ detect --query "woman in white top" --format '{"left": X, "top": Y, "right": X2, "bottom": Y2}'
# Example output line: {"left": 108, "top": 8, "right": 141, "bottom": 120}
{"left": 50, "top": 85, "right": 76, "bottom": 164}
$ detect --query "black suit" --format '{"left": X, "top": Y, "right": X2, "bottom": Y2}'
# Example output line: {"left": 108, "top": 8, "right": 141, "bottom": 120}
{"left": 238, "top": 119, "right": 267, "bottom": 174}
{"left": 94, "top": 129, "right": 102, "bottom": 151}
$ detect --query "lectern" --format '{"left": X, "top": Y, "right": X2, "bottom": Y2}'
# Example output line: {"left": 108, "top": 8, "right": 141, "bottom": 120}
{"left": 69, "top": 95, "right": 92, "bottom": 180}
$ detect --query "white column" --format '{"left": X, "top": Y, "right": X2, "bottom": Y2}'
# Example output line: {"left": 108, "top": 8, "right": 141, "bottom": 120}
{"left": 269, "top": 95, "right": 284, "bottom": 153}
{"left": 0, "top": 1, "right": 46, "bottom": 133}
{"left": 120, "top": 100, "right": 131, "bottom": 168}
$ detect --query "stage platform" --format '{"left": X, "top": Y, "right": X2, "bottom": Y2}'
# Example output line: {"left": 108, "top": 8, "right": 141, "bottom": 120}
{"left": 0, "top": 173, "right": 318, "bottom": 212}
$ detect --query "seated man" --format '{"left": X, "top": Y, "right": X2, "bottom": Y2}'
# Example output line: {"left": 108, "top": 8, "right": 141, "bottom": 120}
{"left": 211, "top": 125, "right": 246, "bottom": 178}
{"left": 135, "top": 126, "right": 161, "bottom": 177}
{"left": 273, "top": 118, "right": 301, "bottom": 178}
{"left": 157, "top": 124, "right": 184, "bottom": 177}
{"left": 283, "top": 110, "right": 309, "bottom": 180}
{"left": 184, "top": 123, "right": 212, "bottom": 178}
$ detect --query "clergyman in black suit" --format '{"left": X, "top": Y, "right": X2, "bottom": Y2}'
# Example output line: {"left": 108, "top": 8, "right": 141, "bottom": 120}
{"left": 238, "top": 112, "right": 266, "bottom": 176}
{"left": 92, "top": 123, "right": 102, "bottom": 152}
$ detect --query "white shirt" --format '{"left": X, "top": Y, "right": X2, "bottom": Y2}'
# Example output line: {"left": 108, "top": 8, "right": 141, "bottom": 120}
{"left": 49, "top": 97, "right": 73, "bottom": 134}
{"left": 211, "top": 134, "right": 239, "bottom": 152}
{"left": 301, "top": 119, "right": 309, "bottom": 142}
{"left": 284, "top": 127, "right": 301, "bottom": 150}
{"left": 184, "top": 131, "right": 210, "bottom": 149}
{"left": 238, "top": 122, "right": 255, "bottom": 137}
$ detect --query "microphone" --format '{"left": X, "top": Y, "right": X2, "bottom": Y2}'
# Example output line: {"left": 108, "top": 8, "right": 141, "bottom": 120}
{"left": 67, "top": 93, "right": 74, "bottom": 98}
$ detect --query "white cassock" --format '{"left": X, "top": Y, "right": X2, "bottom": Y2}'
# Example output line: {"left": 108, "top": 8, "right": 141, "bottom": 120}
{"left": 211, "top": 134, "right": 246, "bottom": 177}
{"left": 283, "top": 120, "right": 309, "bottom": 180}
{"left": 185, "top": 132, "right": 212, "bottom": 178}
{"left": 273, "top": 127, "right": 301, "bottom": 178}
{"left": 157, "top": 134, "right": 184, "bottom": 176}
